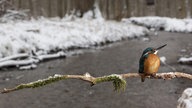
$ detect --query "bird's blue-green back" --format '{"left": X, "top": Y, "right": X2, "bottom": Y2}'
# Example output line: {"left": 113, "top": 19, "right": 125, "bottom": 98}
{"left": 139, "top": 47, "right": 154, "bottom": 73}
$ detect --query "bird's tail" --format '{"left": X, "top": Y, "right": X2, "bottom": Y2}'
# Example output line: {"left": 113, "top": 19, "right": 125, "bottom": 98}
{"left": 141, "top": 74, "right": 145, "bottom": 82}
{"left": 141, "top": 77, "right": 145, "bottom": 82}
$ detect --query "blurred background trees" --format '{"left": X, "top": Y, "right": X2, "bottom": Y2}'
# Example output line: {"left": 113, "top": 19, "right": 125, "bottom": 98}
{"left": 1, "top": 0, "right": 192, "bottom": 20}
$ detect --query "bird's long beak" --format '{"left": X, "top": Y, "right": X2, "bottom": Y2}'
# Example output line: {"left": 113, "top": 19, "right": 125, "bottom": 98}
{"left": 154, "top": 44, "right": 167, "bottom": 54}
{"left": 156, "top": 44, "right": 167, "bottom": 50}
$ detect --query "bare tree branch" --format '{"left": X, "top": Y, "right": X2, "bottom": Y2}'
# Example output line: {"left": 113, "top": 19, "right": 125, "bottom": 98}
{"left": 1, "top": 72, "right": 192, "bottom": 94}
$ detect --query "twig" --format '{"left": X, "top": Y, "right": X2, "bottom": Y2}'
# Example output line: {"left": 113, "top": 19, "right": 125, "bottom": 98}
{"left": 0, "top": 59, "right": 39, "bottom": 68}
{"left": 0, "top": 53, "right": 29, "bottom": 62}
{"left": 1, "top": 72, "right": 192, "bottom": 94}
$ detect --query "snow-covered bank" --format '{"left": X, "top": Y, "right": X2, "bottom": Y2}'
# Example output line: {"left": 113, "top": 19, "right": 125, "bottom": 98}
{"left": 123, "top": 16, "right": 192, "bottom": 33}
{"left": 2, "top": 10, "right": 192, "bottom": 69}
{"left": 178, "top": 57, "right": 192, "bottom": 64}
{"left": 0, "top": 15, "right": 149, "bottom": 69}
{"left": 178, "top": 88, "right": 192, "bottom": 108}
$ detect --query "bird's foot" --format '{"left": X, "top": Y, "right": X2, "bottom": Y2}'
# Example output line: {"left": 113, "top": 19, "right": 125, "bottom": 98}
{"left": 150, "top": 73, "right": 156, "bottom": 78}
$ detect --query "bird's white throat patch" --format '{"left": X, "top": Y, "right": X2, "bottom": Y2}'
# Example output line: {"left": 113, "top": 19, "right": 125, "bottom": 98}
{"left": 154, "top": 50, "right": 158, "bottom": 54}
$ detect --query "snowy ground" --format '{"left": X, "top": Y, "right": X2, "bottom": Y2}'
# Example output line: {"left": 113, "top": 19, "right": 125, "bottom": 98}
{"left": 1, "top": 9, "right": 192, "bottom": 69}
{"left": 0, "top": 11, "right": 149, "bottom": 69}
{"left": 123, "top": 16, "right": 192, "bottom": 33}
{"left": 178, "top": 88, "right": 192, "bottom": 108}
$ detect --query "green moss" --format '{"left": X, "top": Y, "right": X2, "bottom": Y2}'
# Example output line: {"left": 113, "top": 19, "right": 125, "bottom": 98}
{"left": 15, "top": 75, "right": 67, "bottom": 91}
{"left": 95, "top": 74, "right": 126, "bottom": 92}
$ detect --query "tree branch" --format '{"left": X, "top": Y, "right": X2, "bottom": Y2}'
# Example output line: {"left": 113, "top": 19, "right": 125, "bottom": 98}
{"left": 1, "top": 72, "right": 192, "bottom": 94}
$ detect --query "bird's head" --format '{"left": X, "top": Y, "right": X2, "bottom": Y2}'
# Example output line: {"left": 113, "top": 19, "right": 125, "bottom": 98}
{"left": 142, "top": 44, "right": 167, "bottom": 57}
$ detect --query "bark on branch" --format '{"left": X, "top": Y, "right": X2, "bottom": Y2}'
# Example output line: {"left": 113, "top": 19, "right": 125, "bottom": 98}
{"left": 1, "top": 72, "right": 192, "bottom": 94}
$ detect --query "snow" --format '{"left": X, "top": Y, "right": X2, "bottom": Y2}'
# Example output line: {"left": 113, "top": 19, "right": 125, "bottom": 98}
{"left": 160, "top": 56, "right": 166, "bottom": 64}
{"left": 178, "top": 57, "right": 192, "bottom": 64}
{"left": 0, "top": 10, "right": 149, "bottom": 69}
{"left": 178, "top": 88, "right": 192, "bottom": 108}
{"left": 37, "top": 51, "right": 66, "bottom": 61}
{"left": 123, "top": 16, "right": 192, "bottom": 33}
{"left": 180, "top": 49, "right": 187, "bottom": 53}
{"left": 0, "top": 10, "right": 29, "bottom": 22}
{"left": 141, "top": 37, "right": 149, "bottom": 41}
{"left": 19, "top": 64, "right": 37, "bottom": 70}
{"left": 1, "top": 8, "right": 192, "bottom": 69}
{"left": 53, "top": 74, "right": 63, "bottom": 78}
{"left": 84, "top": 72, "right": 91, "bottom": 77}
{"left": 0, "top": 58, "right": 39, "bottom": 67}
{"left": 0, "top": 53, "right": 28, "bottom": 62}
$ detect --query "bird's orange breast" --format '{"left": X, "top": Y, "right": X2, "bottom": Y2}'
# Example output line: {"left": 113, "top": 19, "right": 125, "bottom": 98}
{"left": 144, "top": 54, "right": 160, "bottom": 75}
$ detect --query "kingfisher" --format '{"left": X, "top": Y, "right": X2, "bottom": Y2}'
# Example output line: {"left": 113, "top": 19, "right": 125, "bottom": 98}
{"left": 139, "top": 44, "right": 167, "bottom": 82}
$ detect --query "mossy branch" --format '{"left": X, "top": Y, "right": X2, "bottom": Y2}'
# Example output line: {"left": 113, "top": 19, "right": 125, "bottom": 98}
{"left": 1, "top": 72, "right": 192, "bottom": 93}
